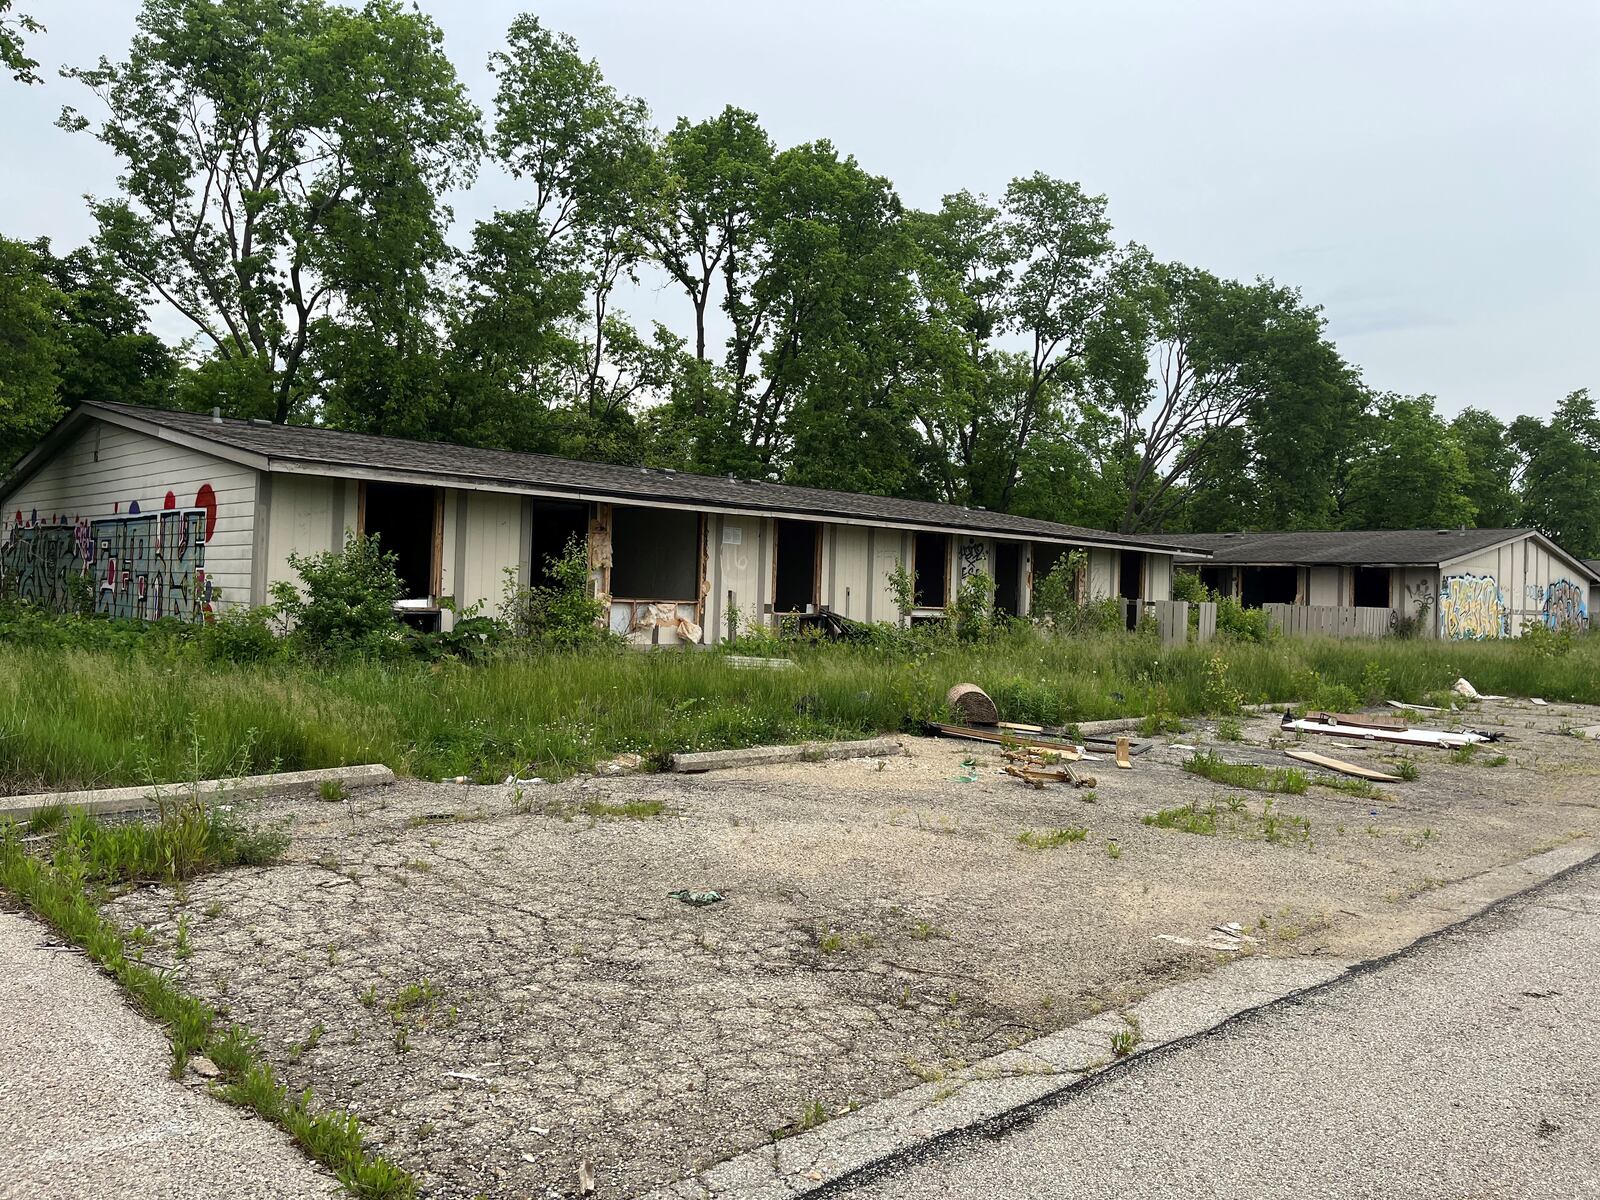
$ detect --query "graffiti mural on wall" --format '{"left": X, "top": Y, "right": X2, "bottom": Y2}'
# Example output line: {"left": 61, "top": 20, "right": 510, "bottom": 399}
{"left": 1, "top": 486, "right": 219, "bottom": 621}
{"left": 1541, "top": 578, "right": 1588, "bottom": 631}
{"left": 1438, "top": 573, "right": 1508, "bottom": 640}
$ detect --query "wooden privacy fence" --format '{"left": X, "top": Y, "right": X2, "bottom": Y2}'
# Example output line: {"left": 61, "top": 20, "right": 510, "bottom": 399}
{"left": 1263, "top": 603, "right": 1396, "bottom": 639}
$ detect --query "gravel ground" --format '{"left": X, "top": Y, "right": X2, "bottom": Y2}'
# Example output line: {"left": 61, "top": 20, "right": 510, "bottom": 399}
{"left": 93, "top": 696, "right": 1600, "bottom": 1198}
{"left": 0, "top": 908, "right": 337, "bottom": 1200}
{"left": 833, "top": 854, "right": 1600, "bottom": 1200}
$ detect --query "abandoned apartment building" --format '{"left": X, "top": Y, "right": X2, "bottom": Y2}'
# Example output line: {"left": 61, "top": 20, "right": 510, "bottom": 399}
{"left": 1152, "top": 528, "right": 1596, "bottom": 639}
{"left": 0, "top": 402, "right": 1198, "bottom": 644}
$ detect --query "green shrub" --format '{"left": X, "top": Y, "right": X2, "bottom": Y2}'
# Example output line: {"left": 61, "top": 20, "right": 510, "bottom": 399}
{"left": 1518, "top": 621, "right": 1574, "bottom": 659}
{"left": 1214, "top": 595, "right": 1273, "bottom": 643}
{"left": 498, "top": 538, "right": 614, "bottom": 650}
{"left": 200, "top": 606, "right": 283, "bottom": 664}
{"left": 271, "top": 532, "right": 405, "bottom": 661}
{"left": 1172, "top": 570, "right": 1209, "bottom": 604}
{"left": 951, "top": 571, "right": 996, "bottom": 643}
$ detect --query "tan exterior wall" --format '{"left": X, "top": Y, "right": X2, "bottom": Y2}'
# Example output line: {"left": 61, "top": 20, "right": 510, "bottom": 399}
{"left": 1145, "top": 552, "right": 1172, "bottom": 602}
{"left": 822, "top": 523, "right": 874, "bottom": 621}
{"left": 1087, "top": 548, "right": 1117, "bottom": 600}
{"left": 1307, "top": 565, "right": 1342, "bottom": 607}
{"left": 1442, "top": 536, "right": 1590, "bottom": 637}
{"left": 1, "top": 419, "right": 256, "bottom": 614}
{"left": 447, "top": 489, "right": 522, "bottom": 621}
{"left": 263, "top": 474, "right": 342, "bottom": 604}
{"left": 704, "top": 513, "right": 769, "bottom": 640}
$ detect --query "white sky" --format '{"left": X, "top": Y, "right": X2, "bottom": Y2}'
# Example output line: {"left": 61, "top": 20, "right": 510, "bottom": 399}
{"left": 4, "top": 0, "right": 1595, "bottom": 424}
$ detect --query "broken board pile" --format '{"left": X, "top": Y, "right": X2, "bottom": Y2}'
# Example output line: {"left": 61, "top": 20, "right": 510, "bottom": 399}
{"left": 1280, "top": 710, "right": 1499, "bottom": 749}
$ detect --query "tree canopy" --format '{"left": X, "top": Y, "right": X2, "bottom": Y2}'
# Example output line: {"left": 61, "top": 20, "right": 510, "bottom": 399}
{"left": 0, "top": 1, "right": 1586, "bottom": 556}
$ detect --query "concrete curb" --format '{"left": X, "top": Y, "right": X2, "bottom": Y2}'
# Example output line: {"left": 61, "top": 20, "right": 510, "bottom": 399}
{"left": 670, "top": 738, "right": 906, "bottom": 774}
{"left": 0, "top": 764, "right": 396, "bottom": 820}
{"left": 643, "top": 838, "right": 1598, "bottom": 1200}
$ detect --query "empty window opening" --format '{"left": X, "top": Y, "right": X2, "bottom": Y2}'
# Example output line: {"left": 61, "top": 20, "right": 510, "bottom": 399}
{"left": 913, "top": 532, "right": 950, "bottom": 608}
{"left": 609, "top": 506, "right": 701, "bottom": 600}
{"left": 1353, "top": 566, "right": 1392, "bottom": 609}
{"left": 1118, "top": 551, "right": 1144, "bottom": 629}
{"left": 363, "top": 481, "right": 439, "bottom": 602}
{"left": 529, "top": 499, "right": 589, "bottom": 587}
{"left": 1033, "top": 543, "right": 1084, "bottom": 604}
{"left": 1198, "top": 566, "right": 1231, "bottom": 597}
{"left": 993, "top": 542, "right": 1021, "bottom": 616}
{"left": 773, "top": 519, "right": 820, "bottom": 614}
{"left": 1240, "top": 565, "right": 1298, "bottom": 608}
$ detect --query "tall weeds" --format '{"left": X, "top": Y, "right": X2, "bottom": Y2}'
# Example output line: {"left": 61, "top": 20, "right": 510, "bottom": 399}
{"left": 2, "top": 632, "right": 1595, "bottom": 792}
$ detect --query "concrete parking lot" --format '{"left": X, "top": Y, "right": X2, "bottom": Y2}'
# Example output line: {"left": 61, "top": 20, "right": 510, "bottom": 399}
{"left": 92, "top": 698, "right": 1599, "bottom": 1198}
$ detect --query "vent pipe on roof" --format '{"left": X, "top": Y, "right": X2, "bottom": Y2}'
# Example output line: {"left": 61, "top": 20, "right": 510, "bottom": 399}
{"left": 211, "top": 406, "right": 222, "bottom": 425}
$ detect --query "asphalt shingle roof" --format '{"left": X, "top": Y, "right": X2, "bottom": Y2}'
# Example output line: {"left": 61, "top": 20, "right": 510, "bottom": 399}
{"left": 1141, "top": 528, "right": 1546, "bottom": 566}
{"left": 74, "top": 402, "right": 1196, "bottom": 552}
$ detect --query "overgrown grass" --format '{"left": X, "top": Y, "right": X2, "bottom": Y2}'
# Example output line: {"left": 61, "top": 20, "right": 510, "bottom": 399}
{"left": 1182, "top": 751, "right": 1309, "bottom": 795}
{"left": 0, "top": 817, "right": 412, "bottom": 1199}
{"left": 3, "top": 629, "right": 1597, "bottom": 792}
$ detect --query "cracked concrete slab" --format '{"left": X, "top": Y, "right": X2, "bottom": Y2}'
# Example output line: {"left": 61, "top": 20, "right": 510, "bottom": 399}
{"left": 60, "top": 696, "right": 1600, "bottom": 1198}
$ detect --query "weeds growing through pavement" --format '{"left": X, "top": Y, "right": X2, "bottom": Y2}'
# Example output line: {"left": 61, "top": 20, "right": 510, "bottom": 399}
{"left": 1017, "top": 826, "right": 1089, "bottom": 850}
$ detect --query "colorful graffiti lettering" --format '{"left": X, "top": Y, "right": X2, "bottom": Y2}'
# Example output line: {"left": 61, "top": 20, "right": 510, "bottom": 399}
{"left": 1541, "top": 578, "right": 1588, "bottom": 632}
{"left": 1438, "top": 573, "right": 1508, "bottom": 640}
{"left": 1, "top": 489, "right": 217, "bottom": 622}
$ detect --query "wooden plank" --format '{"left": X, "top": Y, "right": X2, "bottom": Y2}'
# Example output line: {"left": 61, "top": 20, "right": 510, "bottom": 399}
{"left": 927, "top": 723, "right": 1082, "bottom": 760}
{"left": 1285, "top": 749, "right": 1403, "bottom": 783}
{"left": 1115, "top": 736, "right": 1133, "bottom": 770}
{"left": 1302, "top": 710, "right": 1408, "bottom": 730}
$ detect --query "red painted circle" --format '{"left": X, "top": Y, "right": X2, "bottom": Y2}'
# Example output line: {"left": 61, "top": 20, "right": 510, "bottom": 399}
{"left": 195, "top": 484, "right": 218, "bottom": 542}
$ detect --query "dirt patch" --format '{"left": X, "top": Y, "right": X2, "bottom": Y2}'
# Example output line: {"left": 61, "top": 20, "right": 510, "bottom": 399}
{"left": 104, "top": 698, "right": 1599, "bottom": 1198}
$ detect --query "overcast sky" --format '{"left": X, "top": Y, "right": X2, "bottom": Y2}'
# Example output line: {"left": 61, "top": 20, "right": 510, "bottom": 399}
{"left": 4, "top": 0, "right": 1595, "bottom": 423}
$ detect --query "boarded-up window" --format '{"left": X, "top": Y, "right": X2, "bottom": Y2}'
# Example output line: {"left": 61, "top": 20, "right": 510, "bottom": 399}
{"left": 610, "top": 506, "right": 700, "bottom": 600}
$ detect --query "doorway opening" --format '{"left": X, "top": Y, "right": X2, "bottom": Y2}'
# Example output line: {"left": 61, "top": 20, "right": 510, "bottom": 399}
{"left": 1240, "top": 565, "right": 1298, "bottom": 608}
{"left": 1118, "top": 550, "right": 1144, "bottom": 629}
{"left": 993, "top": 542, "right": 1020, "bottom": 616}
{"left": 913, "top": 532, "right": 950, "bottom": 608}
{"left": 529, "top": 499, "right": 589, "bottom": 587}
{"left": 1353, "top": 566, "right": 1392, "bottom": 609}
{"left": 362, "top": 481, "right": 440, "bottom": 602}
{"left": 773, "top": 519, "right": 820, "bottom": 613}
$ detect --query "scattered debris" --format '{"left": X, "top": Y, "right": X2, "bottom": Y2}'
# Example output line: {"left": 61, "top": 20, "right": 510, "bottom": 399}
{"left": 578, "top": 1157, "right": 596, "bottom": 1194}
{"left": 954, "top": 757, "right": 979, "bottom": 783}
{"left": 187, "top": 1054, "right": 221, "bottom": 1079}
{"left": 1575, "top": 726, "right": 1600, "bottom": 740}
{"left": 1282, "top": 714, "right": 1494, "bottom": 748}
{"left": 1531, "top": 698, "right": 1548, "bottom": 706}
{"left": 925, "top": 722, "right": 1083, "bottom": 759}
{"left": 946, "top": 683, "right": 1000, "bottom": 726}
{"left": 1386, "top": 700, "right": 1442, "bottom": 714}
{"left": 1171, "top": 743, "right": 1198, "bottom": 752}
{"left": 1452, "top": 678, "right": 1507, "bottom": 701}
{"left": 596, "top": 753, "right": 644, "bottom": 775}
{"left": 1114, "top": 736, "right": 1133, "bottom": 771}
{"left": 1285, "top": 749, "right": 1403, "bottom": 783}
{"left": 441, "top": 776, "right": 472, "bottom": 785}
{"left": 668, "top": 889, "right": 724, "bottom": 906}
{"left": 1302, "top": 710, "right": 1407, "bottom": 731}
{"left": 443, "top": 1070, "right": 486, "bottom": 1084}
{"left": 1155, "top": 923, "right": 1258, "bottom": 953}
{"left": 503, "top": 774, "right": 547, "bottom": 786}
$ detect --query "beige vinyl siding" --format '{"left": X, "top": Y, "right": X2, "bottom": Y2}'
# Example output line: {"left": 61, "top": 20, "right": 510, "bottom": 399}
{"left": 703, "top": 513, "right": 768, "bottom": 640}
{"left": 3, "top": 419, "right": 256, "bottom": 609}
{"left": 1145, "top": 552, "right": 1172, "bottom": 602}
{"left": 1087, "top": 548, "right": 1117, "bottom": 600}
{"left": 447, "top": 489, "right": 521, "bottom": 619}
{"left": 1307, "top": 565, "right": 1341, "bottom": 607}
{"left": 263, "top": 475, "right": 341, "bottom": 599}
{"left": 822, "top": 523, "right": 873, "bottom": 621}
{"left": 871, "top": 530, "right": 910, "bottom": 622}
